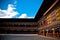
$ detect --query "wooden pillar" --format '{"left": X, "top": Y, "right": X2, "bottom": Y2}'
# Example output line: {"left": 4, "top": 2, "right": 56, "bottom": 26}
{"left": 38, "top": 30, "right": 42, "bottom": 35}
{"left": 43, "top": 30, "right": 45, "bottom": 36}
{"left": 52, "top": 28, "right": 55, "bottom": 37}
{"left": 38, "top": 30, "right": 40, "bottom": 35}
{"left": 46, "top": 30, "right": 48, "bottom": 37}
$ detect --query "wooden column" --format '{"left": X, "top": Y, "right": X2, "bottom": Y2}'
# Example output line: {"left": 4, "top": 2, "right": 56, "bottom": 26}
{"left": 52, "top": 28, "right": 55, "bottom": 37}
{"left": 43, "top": 30, "right": 45, "bottom": 36}
{"left": 46, "top": 30, "right": 48, "bottom": 37}
{"left": 38, "top": 30, "right": 40, "bottom": 35}
{"left": 38, "top": 30, "right": 42, "bottom": 35}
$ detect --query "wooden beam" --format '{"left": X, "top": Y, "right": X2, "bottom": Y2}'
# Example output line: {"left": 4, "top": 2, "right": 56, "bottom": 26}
{"left": 43, "top": 0, "right": 59, "bottom": 16}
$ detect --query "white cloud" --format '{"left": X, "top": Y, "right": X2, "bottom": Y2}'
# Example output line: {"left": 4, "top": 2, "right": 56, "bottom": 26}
{"left": 0, "top": 0, "right": 34, "bottom": 18}
{"left": 19, "top": 13, "right": 27, "bottom": 18}
{"left": 14, "top": 1, "right": 17, "bottom": 5}
{"left": 0, "top": 4, "right": 18, "bottom": 18}
{"left": 7, "top": 4, "right": 16, "bottom": 12}
{"left": 19, "top": 13, "right": 34, "bottom": 18}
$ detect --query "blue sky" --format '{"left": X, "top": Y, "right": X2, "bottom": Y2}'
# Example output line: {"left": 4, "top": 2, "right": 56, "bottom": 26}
{"left": 0, "top": 0, "right": 44, "bottom": 18}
